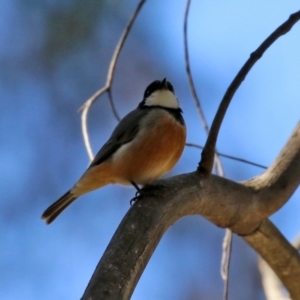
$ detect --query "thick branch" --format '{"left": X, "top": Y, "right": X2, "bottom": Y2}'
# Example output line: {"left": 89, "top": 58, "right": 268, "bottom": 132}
{"left": 82, "top": 123, "right": 300, "bottom": 299}
{"left": 258, "top": 232, "right": 300, "bottom": 300}
{"left": 245, "top": 220, "right": 300, "bottom": 300}
{"left": 199, "top": 10, "right": 300, "bottom": 174}
{"left": 244, "top": 122, "right": 300, "bottom": 216}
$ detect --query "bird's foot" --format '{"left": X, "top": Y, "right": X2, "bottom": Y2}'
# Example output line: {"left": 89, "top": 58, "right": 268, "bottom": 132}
{"left": 129, "top": 183, "right": 166, "bottom": 206}
{"left": 130, "top": 189, "right": 145, "bottom": 206}
{"left": 130, "top": 181, "right": 143, "bottom": 206}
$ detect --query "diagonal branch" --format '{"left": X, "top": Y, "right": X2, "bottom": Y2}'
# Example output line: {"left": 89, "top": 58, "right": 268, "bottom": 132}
{"left": 81, "top": 123, "right": 300, "bottom": 300}
{"left": 79, "top": 0, "right": 146, "bottom": 161}
{"left": 246, "top": 220, "right": 300, "bottom": 300}
{"left": 198, "top": 10, "right": 300, "bottom": 175}
{"left": 259, "top": 233, "right": 300, "bottom": 300}
{"left": 259, "top": 258, "right": 289, "bottom": 300}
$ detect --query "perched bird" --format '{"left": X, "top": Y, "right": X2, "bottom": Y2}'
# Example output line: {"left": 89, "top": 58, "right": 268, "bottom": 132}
{"left": 41, "top": 78, "right": 186, "bottom": 224}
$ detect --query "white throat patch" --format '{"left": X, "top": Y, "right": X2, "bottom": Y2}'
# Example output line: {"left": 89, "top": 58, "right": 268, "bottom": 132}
{"left": 144, "top": 90, "right": 179, "bottom": 109}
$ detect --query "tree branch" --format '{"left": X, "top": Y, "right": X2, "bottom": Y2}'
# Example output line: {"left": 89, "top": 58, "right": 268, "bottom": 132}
{"left": 186, "top": 142, "right": 267, "bottom": 169}
{"left": 258, "top": 231, "right": 300, "bottom": 300}
{"left": 183, "top": 0, "right": 209, "bottom": 135}
{"left": 259, "top": 258, "right": 289, "bottom": 300}
{"left": 198, "top": 10, "right": 300, "bottom": 175}
{"left": 81, "top": 123, "right": 300, "bottom": 299}
{"left": 246, "top": 220, "right": 300, "bottom": 300}
{"left": 79, "top": 0, "right": 146, "bottom": 161}
{"left": 244, "top": 122, "right": 300, "bottom": 216}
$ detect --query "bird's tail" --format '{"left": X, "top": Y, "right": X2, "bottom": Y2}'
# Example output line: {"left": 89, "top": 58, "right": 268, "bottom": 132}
{"left": 41, "top": 191, "right": 77, "bottom": 224}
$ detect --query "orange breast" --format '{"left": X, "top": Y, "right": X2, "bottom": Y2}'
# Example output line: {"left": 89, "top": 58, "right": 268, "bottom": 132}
{"left": 71, "top": 110, "right": 186, "bottom": 196}
{"left": 112, "top": 112, "right": 186, "bottom": 185}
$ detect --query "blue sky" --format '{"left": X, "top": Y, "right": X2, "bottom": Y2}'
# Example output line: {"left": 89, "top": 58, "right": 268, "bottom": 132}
{"left": 1, "top": 1, "right": 299, "bottom": 299}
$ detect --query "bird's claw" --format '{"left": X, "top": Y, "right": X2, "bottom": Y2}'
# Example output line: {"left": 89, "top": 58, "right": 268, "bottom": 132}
{"left": 130, "top": 189, "right": 144, "bottom": 206}
{"left": 129, "top": 183, "right": 166, "bottom": 206}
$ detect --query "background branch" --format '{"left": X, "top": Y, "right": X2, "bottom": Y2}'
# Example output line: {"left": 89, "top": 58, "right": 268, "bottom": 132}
{"left": 186, "top": 142, "right": 267, "bottom": 169}
{"left": 183, "top": 0, "right": 209, "bottom": 134}
{"left": 79, "top": 0, "right": 146, "bottom": 161}
{"left": 198, "top": 10, "right": 300, "bottom": 175}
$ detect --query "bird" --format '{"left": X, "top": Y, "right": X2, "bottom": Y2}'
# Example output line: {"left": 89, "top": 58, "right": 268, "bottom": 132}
{"left": 41, "top": 78, "right": 186, "bottom": 224}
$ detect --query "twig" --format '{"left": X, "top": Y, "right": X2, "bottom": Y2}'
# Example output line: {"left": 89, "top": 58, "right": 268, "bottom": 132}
{"left": 80, "top": 87, "right": 107, "bottom": 160}
{"left": 107, "top": 88, "right": 121, "bottom": 122}
{"left": 198, "top": 10, "right": 300, "bottom": 175}
{"left": 183, "top": 0, "right": 208, "bottom": 134}
{"left": 183, "top": 0, "right": 224, "bottom": 177}
{"left": 221, "top": 229, "right": 233, "bottom": 300}
{"left": 79, "top": 0, "right": 147, "bottom": 161}
{"left": 186, "top": 142, "right": 267, "bottom": 169}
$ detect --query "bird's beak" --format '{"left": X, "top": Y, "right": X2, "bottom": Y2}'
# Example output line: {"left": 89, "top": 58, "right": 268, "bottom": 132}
{"left": 160, "top": 78, "right": 168, "bottom": 89}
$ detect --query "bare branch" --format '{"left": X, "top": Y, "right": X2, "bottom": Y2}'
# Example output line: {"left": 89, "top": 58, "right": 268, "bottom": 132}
{"left": 79, "top": 0, "right": 146, "bottom": 161}
{"left": 80, "top": 87, "right": 108, "bottom": 160}
{"left": 186, "top": 142, "right": 267, "bottom": 169}
{"left": 183, "top": 0, "right": 208, "bottom": 135}
{"left": 260, "top": 262, "right": 289, "bottom": 300}
{"left": 259, "top": 233, "right": 300, "bottom": 300}
{"left": 81, "top": 123, "right": 300, "bottom": 300}
{"left": 198, "top": 10, "right": 300, "bottom": 175}
{"left": 244, "top": 122, "right": 300, "bottom": 216}
{"left": 245, "top": 220, "right": 300, "bottom": 300}
{"left": 221, "top": 228, "right": 232, "bottom": 300}
{"left": 259, "top": 259, "right": 290, "bottom": 300}
{"left": 183, "top": 0, "right": 224, "bottom": 177}
{"left": 107, "top": 88, "right": 121, "bottom": 122}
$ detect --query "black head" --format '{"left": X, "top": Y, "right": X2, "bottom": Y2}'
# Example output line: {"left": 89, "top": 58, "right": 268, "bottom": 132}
{"left": 139, "top": 78, "right": 178, "bottom": 109}
{"left": 143, "top": 78, "right": 174, "bottom": 99}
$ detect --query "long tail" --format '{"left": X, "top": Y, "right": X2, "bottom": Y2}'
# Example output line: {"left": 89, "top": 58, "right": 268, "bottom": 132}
{"left": 41, "top": 191, "right": 77, "bottom": 224}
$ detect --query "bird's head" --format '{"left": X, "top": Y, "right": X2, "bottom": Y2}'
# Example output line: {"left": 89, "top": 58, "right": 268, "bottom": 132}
{"left": 139, "top": 78, "right": 180, "bottom": 109}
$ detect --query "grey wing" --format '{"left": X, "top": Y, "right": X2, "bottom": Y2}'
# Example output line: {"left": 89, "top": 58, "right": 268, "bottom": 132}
{"left": 89, "top": 108, "right": 148, "bottom": 168}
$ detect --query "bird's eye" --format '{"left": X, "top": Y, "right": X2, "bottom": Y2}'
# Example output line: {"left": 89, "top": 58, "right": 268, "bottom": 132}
{"left": 143, "top": 80, "right": 161, "bottom": 99}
